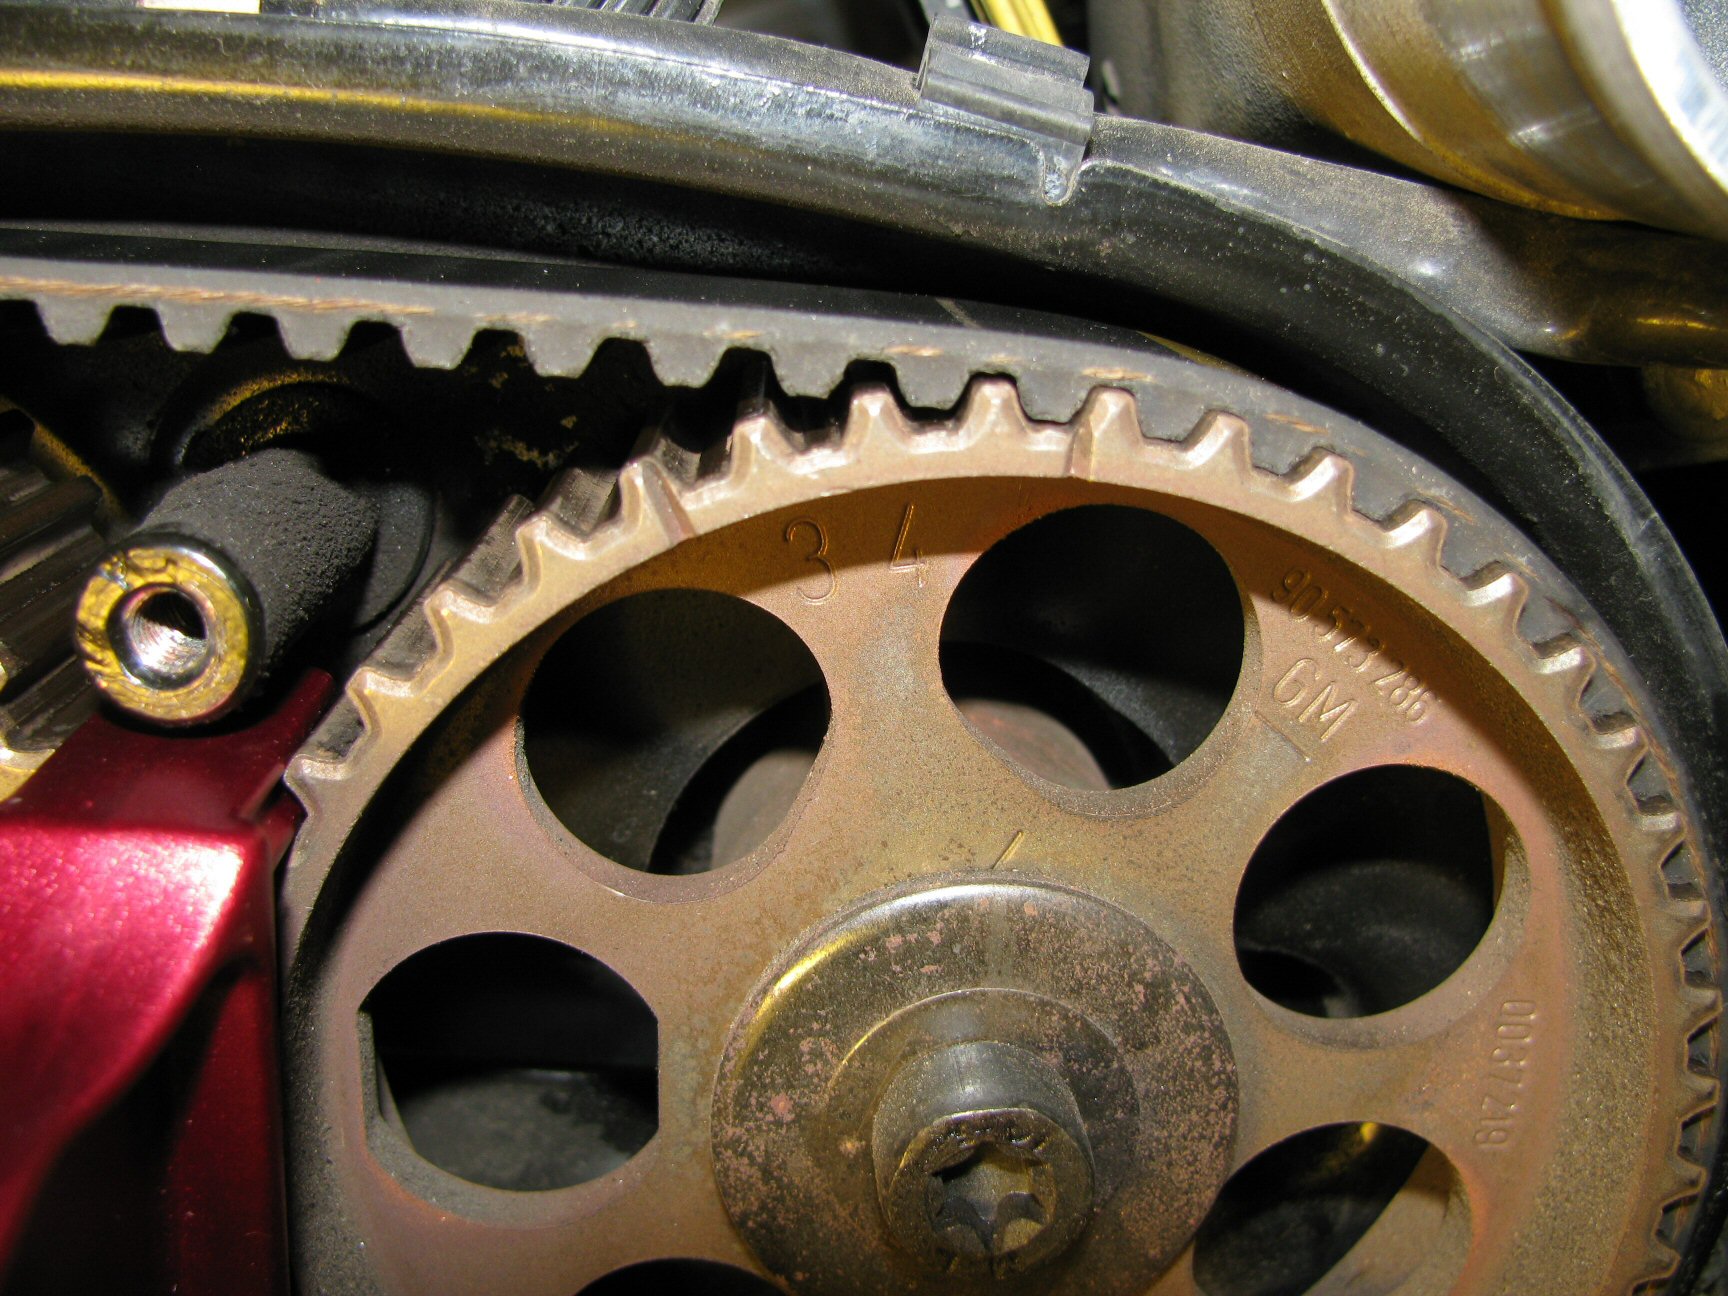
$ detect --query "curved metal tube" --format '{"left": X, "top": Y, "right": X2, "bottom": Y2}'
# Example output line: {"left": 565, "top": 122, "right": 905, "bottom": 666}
{"left": 1110, "top": 0, "right": 1728, "bottom": 239}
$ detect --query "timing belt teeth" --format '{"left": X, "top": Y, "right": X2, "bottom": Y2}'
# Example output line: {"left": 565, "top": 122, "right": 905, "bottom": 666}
{"left": 0, "top": 231, "right": 1130, "bottom": 424}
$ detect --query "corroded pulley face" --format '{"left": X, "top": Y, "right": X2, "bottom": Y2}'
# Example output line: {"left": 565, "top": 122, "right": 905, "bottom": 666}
{"left": 281, "top": 375, "right": 1719, "bottom": 1296}
{"left": 711, "top": 878, "right": 1238, "bottom": 1293}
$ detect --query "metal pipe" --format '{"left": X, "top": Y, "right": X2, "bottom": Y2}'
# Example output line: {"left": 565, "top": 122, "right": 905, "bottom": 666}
{"left": 1107, "top": 0, "right": 1728, "bottom": 239}
{"left": 74, "top": 448, "right": 378, "bottom": 725}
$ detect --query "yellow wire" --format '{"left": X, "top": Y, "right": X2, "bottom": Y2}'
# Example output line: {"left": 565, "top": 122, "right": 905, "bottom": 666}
{"left": 973, "top": 0, "right": 1064, "bottom": 46}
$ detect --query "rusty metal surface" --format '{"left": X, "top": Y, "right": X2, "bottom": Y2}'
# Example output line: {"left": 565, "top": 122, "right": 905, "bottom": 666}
{"left": 276, "top": 370, "right": 1721, "bottom": 1294}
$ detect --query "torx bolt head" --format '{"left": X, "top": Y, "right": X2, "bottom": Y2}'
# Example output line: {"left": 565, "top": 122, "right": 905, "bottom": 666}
{"left": 871, "top": 1040, "right": 1095, "bottom": 1277}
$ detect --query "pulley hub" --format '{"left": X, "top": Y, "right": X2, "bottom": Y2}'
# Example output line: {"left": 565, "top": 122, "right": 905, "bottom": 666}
{"left": 711, "top": 878, "right": 1238, "bottom": 1292}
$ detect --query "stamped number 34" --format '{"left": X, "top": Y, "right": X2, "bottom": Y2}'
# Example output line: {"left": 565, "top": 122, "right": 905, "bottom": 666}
{"left": 784, "top": 503, "right": 928, "bottom": 604}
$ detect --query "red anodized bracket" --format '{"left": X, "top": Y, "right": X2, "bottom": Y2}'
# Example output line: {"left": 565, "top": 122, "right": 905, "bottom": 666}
{"left": 0, "top": 673, "right": 330, "bottom": 1294}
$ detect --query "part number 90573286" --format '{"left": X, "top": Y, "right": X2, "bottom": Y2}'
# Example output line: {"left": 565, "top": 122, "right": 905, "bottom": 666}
{"left": 1270, "top": 567, "right": 1434, "bottom": 739}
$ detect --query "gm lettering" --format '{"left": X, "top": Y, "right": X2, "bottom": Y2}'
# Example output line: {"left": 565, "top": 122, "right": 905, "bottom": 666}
{"left": 1271, "top": 567, "right": 1434, "bottom": 735}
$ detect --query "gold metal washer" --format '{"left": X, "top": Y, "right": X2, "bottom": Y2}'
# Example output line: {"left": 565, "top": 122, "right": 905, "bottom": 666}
{"left": 73, "top": 539, "right": 255, "bottom": 724}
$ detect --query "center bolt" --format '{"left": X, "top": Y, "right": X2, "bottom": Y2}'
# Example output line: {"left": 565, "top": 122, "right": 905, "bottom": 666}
{"left": 871, "top": 1039, "right": 1096, "bottom": 1277}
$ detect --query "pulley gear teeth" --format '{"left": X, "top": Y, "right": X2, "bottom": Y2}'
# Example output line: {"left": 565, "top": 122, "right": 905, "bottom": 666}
{"left": 1276, "top": 447, "right": 1358, "bottom": 511}
{"left": 1530, "top": 635, "right": 1592, "bottom": 680}
{"left": 285, "top": 495, "right": 534, "bottom": 839}
{"left": 1060, "top": 386, "right": 1139, "bottom": 480}
{"left": 627, "top": 418, "right": 704, "bottom": 488}
{"left": 0, "top": 408, "right": 106, "bottom": 796}
{"left": 280, "top": 371, "right": 1721, "bottom": 1296}
{"left": 540, "top": 465, "right": 625, "bottom": 539}
{"left": 617, "top": 458, "right": 701, "bottom": 546}
{"left": 1377, "top": 499, "right": 1453, "bottom": 563}
{"left": 844, "top": 383, "right": 924, "bottom": 456}
{"left": 0, "top": 660, "right": 96, "bottom": 798}
{"left": 1683, "top": 1071, "right": 1722, "bottom": 1127}
{"left": 721, "top": 408, "right": 816, "bottom": 485}
{"left": 955, "top": 377, "right": 1033, "bottom": 446}
{"left": 1165, "top": 409, "right": 1256, "bottom": 477}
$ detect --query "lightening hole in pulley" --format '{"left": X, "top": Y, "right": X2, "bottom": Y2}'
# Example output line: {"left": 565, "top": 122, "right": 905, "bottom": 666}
{"left": 362, "top": 933, "right": 658, "bottom": 1191}
{"left": 521, "top": 588, "right": 829, "bottom": 875}
{"left": 940, "top": 504, "right": 1244, "bottom": 791}
{"left": 1194, "top": 1123, "right": 1452, "bottom": 1296}
{"left": 1234, "top": 766, "right": 1502, "bottom": 1018}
